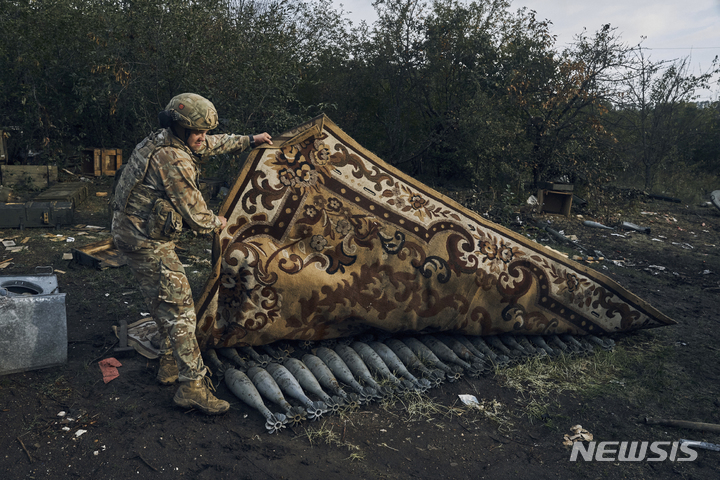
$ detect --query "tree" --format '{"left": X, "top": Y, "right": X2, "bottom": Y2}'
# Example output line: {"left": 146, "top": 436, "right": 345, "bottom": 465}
{"left": 614, "top": 46, "right": 720, "bottom": 190}
{"left": 0, "top": 0, "right": 348, "bottom": 170}
{"left": 502, "top": 18, "right": 631, "bottom": 186}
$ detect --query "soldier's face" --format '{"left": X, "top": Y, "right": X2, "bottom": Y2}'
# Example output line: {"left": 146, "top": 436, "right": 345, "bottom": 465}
{"left": 187, "top": 130, "right": 208, "bottom": 151}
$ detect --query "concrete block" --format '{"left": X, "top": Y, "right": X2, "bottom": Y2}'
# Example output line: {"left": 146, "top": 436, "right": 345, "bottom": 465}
{"left": 0, "top": 274, "right": 67, "bottom": 375}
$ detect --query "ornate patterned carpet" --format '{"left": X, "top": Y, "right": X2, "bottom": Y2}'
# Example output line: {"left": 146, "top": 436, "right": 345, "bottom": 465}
{"left": 195, "top": 115, "right": 675, "bottom": 349}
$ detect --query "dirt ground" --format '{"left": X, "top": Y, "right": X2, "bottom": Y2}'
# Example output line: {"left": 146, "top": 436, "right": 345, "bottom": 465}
{"left": 1, "top": 176, "right": 719, "bottom": 480}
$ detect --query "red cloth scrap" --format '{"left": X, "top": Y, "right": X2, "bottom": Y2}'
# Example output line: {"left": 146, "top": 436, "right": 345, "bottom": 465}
{"left": 98, "top": 357, "right": 122, "bottom": 383}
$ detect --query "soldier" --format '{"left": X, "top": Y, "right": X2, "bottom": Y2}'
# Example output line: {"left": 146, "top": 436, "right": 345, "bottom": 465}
{"left": 111, "top": 93, "right": 272, "bottom": 415}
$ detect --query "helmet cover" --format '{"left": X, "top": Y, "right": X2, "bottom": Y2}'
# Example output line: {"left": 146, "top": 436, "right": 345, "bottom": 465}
{"left": 164, "top": 93, "right": 218, "bottom": 130}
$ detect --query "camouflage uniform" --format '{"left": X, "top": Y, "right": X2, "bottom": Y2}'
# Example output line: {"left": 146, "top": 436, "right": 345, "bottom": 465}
{"left": 112, "top": 127, "right": 250, "bottom": 382}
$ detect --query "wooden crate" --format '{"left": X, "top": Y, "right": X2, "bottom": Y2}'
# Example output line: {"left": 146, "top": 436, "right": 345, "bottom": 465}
{"left": 33, "top": 182, "right": 89, "bottom": 207}
{"left": 81, "top": 148, "right": 123, "bottom": 176}
{"left": 0, "top": 165, "right": 58, "bottom": 189}
{"left": 0, "top": 200, "right": 74, "bottom": 229}
{"left": 538, "top": 189, "right": 573, "bottom": 217}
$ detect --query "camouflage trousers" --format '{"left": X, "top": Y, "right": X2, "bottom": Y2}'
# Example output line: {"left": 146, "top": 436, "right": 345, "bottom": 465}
{"left": 121, "top": 242, "right": 207, "bottom": 382}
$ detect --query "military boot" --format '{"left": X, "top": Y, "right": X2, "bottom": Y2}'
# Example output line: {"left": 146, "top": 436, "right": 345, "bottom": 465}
{"left": 173, "top": 378, "right": 230, "bottom": 415}
{"left": 157, "top": 354, "right": 179, "bottom": 385}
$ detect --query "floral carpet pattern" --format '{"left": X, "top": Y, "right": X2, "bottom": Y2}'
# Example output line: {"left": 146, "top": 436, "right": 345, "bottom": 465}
{"left": 195, "top": 115, "right": 674, "bottom": 348}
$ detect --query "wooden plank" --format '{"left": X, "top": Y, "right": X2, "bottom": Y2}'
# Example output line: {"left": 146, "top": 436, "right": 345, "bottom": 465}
{"left": 1, "top": 165, "right": 58, "bottom": 188}
{"left": 0, "top": 131, "right": 7, "bottom": 164}
{"left": 72, "top": 238, "right": 127, "bottom": 269}
{"left": 79, "top": 237, "right": 114, "bottom": 255}
{"left": 94, "top": 150, "right": 102, "bottom": 176}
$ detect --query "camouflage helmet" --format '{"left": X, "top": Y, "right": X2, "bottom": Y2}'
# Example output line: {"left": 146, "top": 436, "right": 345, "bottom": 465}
{"left": 164, "top": 93, "right": 218, "bottom": 130}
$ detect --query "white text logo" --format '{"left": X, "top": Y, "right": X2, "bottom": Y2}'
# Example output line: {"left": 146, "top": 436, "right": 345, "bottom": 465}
{"left": 569, "top": 441, "right": 698, "bottom": 462}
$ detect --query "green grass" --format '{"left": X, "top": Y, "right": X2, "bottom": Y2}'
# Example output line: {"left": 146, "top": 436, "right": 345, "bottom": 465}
{"left": 496, "top": 335, "right": 680, "bottom": 421}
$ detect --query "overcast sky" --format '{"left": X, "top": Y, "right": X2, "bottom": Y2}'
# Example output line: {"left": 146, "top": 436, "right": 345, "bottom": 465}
{"left": 334, "top": 0, "right": 720, "bottom": 99}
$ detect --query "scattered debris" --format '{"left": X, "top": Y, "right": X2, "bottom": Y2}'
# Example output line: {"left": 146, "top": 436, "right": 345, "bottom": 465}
{"left": 572, "top": 255, "right": 604, "bottom": 263}
{"left": 98, "top": 357, "right": 122, "bottom": 383}
{"left": 582, "top": 220, "right": 614, "bottom": 230}
{"left": 645, "top": 417, "right": 720, "bottom": 434}
{"left": 563, "top": 425, "right": 593, "bottom": 446}
{"left": 681, "top": 439, "right": 720, "bottom": 452}
{"left": 114, "top": 319, "right": 135, "bottom": 357}
{"left": 72, "top": 238, "right": 126, "bottom": 269}
{"left": 710, "top": 190, "right": 720, "bottom": 212}
{"left": 458, "top": 394, "right": 480, "bottom": 407}
{"left": 648, "top": 193, "right": 681, "bottom": 203}
{"left": 16, "top": 437, "right": 33, "bottom": 463}
{"left": 620, "top": 221, "right": 651, "bottom": 234}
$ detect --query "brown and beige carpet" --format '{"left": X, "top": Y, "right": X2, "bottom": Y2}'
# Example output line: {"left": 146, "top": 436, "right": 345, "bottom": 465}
{"left": 195, "top": 115, "right": 674, "bottom": 349}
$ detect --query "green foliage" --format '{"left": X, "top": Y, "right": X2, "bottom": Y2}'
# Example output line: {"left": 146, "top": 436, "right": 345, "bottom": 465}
{"left": 609, "top": 47, "right": 720, "bottom": 192}
{"left": 0, "top": 0, "right": 718, "bottom": 198}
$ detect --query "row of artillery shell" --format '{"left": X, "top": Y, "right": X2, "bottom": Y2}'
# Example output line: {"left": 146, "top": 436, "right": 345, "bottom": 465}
{"left": 205, "top": 333, "right": 614, "bottom": 433}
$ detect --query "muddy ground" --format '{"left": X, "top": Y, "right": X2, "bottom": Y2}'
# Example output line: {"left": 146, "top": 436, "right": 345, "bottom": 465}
{"left": 1, "top": 176, "right": 719, "bottom": 479}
